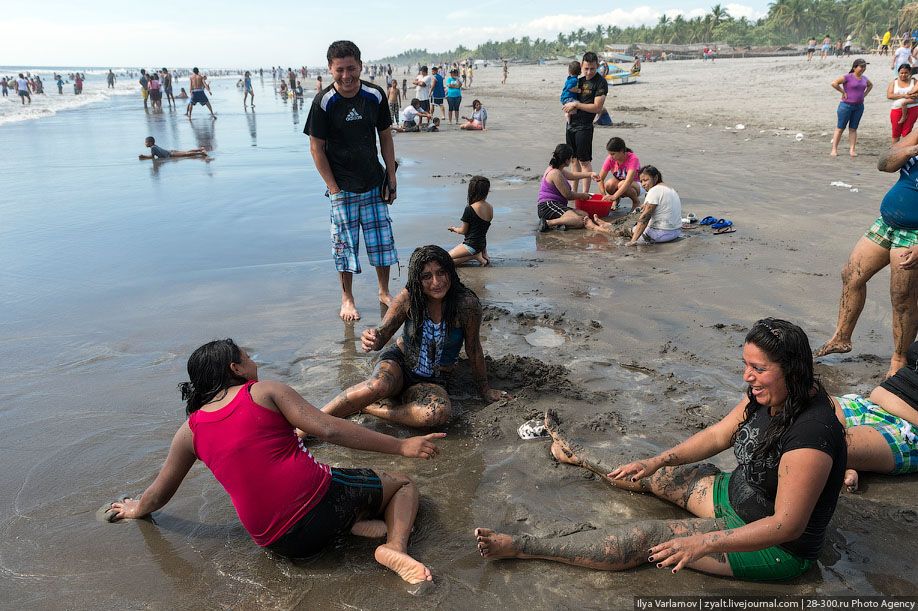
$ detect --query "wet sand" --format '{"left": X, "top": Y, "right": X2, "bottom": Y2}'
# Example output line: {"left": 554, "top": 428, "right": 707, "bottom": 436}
{"left": 1, "top": 58, "right": 917, "bottom": 609}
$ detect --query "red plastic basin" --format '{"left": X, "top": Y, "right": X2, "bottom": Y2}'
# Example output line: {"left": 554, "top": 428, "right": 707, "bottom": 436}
{"left": 575, "top": 193, "right": 612, "bottom": 217}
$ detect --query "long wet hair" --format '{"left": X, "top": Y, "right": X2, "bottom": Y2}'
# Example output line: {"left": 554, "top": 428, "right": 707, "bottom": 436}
{"left": 639, "top": 165, "right": 663, "bottom": 186}
{"left": 739, "top": 318, "right": 827, "bottom": 461}
{"left": 549, "top": 143, "right": 574, "bottom": 168}
{"left": 406, "top": 245, "right": 475, "bottom": 337}
{"left": 467, "top": 175, "right": 490, "bottom": 204}
{"left": 178, "top": 338, "right": 248, "bottom": 415}
{"left": 606, "top": 136, "right": 632, "bottom": 154}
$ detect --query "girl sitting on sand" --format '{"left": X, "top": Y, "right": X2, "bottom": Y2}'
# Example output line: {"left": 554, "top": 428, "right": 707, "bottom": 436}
{"left": 586, "top": 165, "right": 682, "bottom": 245}
{"left": 537, "top": 143, "right": 596, "bottom": 232}
{"left": 597, "top": 137, "right": 643, "bottom": 211}
{"left": 476, "top": 319, "right": 846, "bottom": 582}
{"left": 448, "top": 175, "right": 493, "bottom": 266}
{"left": 106, "top": 339, "right": 442, "bottom": 585}
{"left": 459, "top": 99, "right": 487, "bottom": 130}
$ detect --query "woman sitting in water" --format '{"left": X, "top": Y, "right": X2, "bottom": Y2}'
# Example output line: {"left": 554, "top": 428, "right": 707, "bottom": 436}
{"left": 476, "top": 318, "right": 846, "bottom": 581}
{"left": 596, "top": 136, "right": 642, "bottom": 211}
{"left": 536, "top": 143, "right": 597, "bottom": 232}
{"left": 585, "top": 165, "right": 682, "bottom": 245}
{"left": 322, "top": 245, "right": 507, "bottom": 429}
{"left": 107, "top": 339, "right": 442, "bottom": 584}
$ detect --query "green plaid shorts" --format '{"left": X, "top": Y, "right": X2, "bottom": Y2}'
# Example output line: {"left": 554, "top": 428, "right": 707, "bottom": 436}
{"left": 864, "top": 217, "right": 918, "bottom": 250}
{"left": 837, "top": 394, "right": 918, "bottom": 474}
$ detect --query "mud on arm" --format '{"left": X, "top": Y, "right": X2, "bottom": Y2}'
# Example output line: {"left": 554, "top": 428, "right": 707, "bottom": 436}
{"left": 460, "top": 296, "right": 494, "bottom": 399}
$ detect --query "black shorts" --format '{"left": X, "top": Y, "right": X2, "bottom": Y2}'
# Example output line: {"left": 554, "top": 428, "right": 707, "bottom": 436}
{"left": 418, "top": 100, "right": 430, "bottom": 112}
{"left": 565, "top": 125, "right": 594, "bottom": 161}
{"left": 378, "top": 344, "right": 442, "bottom": 388}
{"left": 538, "top": 200, "right": 574, "bottom": 220}
{"left": 431, "top": 97, "right": 444, "bottom": 106}
{"left": 266, "top": 468, "right": 383, "bottom": 559}
{"left": 447, "top": 96, "right": 461, "bottom": 111}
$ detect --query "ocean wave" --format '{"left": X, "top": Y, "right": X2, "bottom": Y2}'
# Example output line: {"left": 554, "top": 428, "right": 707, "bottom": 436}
{"left": 0, "top": 83, "right": 134, "bottom": 126}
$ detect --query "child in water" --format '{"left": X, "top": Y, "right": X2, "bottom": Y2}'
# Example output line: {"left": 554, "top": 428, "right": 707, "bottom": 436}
{"left": 138, "top": 136, "right": 207, "bottom": 160}
{"left": 447, "top": 175, "right": 492, "bottom": 266}
{"left": 560, "top": 60, "right": 582, "bottom": 122}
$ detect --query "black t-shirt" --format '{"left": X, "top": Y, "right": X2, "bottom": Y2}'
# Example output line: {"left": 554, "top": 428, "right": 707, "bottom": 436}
{"left": 304, "top": 81, "right": 392, "bottom": 193}
{"left": 880, "top": 340, "right": 918, "bottom": 409}
{"left": 727, "top": 393, "right": 845, "bottom": 559}
{"left": 569, "top": 73, "right": 608, "bottom": 129}
{"left": 461, "top": 205, "right": 491, "bottom": 251}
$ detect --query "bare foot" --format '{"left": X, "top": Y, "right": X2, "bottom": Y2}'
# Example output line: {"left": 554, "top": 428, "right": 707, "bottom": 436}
{"left": 844, "top": 469, "right": 859, "bottom": 493}
{"left": 549, "top": 439, "right": 582, "bottom": 466}
{"left": 475, "top": 528, "right": 520, "bottom": 559}
{"left": 378, "top": 291, "right": 393, "bottom": 308}
{"left": 887, "top": 356, "right": 906, "bottom": 379}
{"left": 814, "top": 339, "right": 851, "bottom": 358}
{"left": 374, "top": 544, "right": 432, "bottom": 584}
{"left": 850, "top": 150, "right": 857, "bottom": 157}
{"left": 830, "top": 149, "right": 838, "bottom": 157}
{"left": 340, "top": 298, "right": 360, "bottom": 322}
{"left": 476, "top": 253, "right": 490, "bottom": 266}
{"left": 351, "top": 520, "right": 387, "bottom": 538}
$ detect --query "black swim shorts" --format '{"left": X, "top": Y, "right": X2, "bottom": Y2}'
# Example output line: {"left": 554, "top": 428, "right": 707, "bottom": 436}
{"left": 378, "top": 344, "right": 442, "bottom": 388}
{"left": 565, "top": 125, "right": 594, "bottom": 161}
{"left": 447, "top": 97, "right": 461, "bottom": 112}
{"left": 266, "top": 467, "right": 383, "bottom": 559}
{"left": 538, "top": 200, "right": 574, "bottom": 221}
{"left": 432, "top": 97, "right": 444, "bottom": 106}
{"left": 418, "top": 100, "right": 430, "bottom": 112}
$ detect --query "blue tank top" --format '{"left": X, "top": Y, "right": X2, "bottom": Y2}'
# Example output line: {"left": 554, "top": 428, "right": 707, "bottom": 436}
{"left": 880, "top": 155, "right": 918, "bottom": 229}
{"left": 401, "top": 316, "right": 464, "bottom": 378}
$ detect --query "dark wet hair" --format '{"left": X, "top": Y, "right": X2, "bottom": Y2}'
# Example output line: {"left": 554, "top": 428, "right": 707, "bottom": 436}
{"left": 739, "top": 318, "right": 827, "bottom": 461}
{"left": 420, "top": 66, "right": 428, "bottom": 73}
{"left": 568, "top": 60, "right": 581, "bottom": 75}
{"left": 467, "top": 175, "right": 490, "bottom": 205}
{"left": 178, "top": 339, "right": 247, "bottom": 415}
{"left": 327, "top": 40, "right": 361, "bottom": 64}
{"left": 406, "top": 246, "right": 474, "bottom": 338}
{"left": 192, "top": 67, "right": 199, "bottom": 74}
{"left": 639, "top": 165, "right": 662, "bottom": 185}
{"left": 550, "top": 143, "right": 574, "bottom": 168}
{"left": 899, "top": 63, "right": 912, "bottom": 73}
{"left": 582, "top": 52, "right": 599, "bottom": 64}
{"left": 472, "top": 99, "right": 481, "bottom": 109}
{"left": 410, "top": 97, "right": 420, "bottom": 107}
{"left": 606, "top": 137, "right": 632, "bottom": 154}
{"left": 145, "top": 136, "right": 155, "bottom": 144}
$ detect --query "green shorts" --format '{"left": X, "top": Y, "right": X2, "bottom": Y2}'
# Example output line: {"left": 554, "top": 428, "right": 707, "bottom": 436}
{"left": 837, "top": 394, "right": 918, "bottom": 474}
{"left": 864, "top": 217, "right": 918, "bottom": 250}
{"left": 713, "top": 473, "right": 813, "bottom": 581}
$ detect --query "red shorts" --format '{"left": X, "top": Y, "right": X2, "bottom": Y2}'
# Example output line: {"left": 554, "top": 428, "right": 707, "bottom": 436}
{"left": 891, "top": 105, "right": 918, "bottom": 139}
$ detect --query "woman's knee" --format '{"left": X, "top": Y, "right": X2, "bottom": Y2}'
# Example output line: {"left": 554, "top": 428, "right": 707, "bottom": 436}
{"left": 421, "top": 395, "right": 453, "bottom": 427}
{"left": 366, "top": 363, "right": 401, "bottom": 399}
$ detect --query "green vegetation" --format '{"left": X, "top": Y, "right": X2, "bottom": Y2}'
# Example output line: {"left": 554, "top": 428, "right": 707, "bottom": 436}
{"left": 375, "top": 0, "right": 905, "bottom": 63}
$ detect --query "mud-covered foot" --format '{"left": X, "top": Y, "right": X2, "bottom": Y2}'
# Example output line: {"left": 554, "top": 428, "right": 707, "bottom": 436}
{"left": 475, "top": 528, "right": 521, "bottom": 560}
{"left": 844, "top": 469, "right": 859, "bottom": 493}
{"left": 378, "top": 291, "right": 393, "bottom": 308}
{"left": 544, "top": 410, "right": 582, "bottom": 466}
{"left": 814, "top": 339, "right": 851, "bottom": 358}
{"left": 374, "top": 544, "right": 432, "bottom": 584}
{"left": 886, "top": 356, "right": 906, "bottom": 379}
{"left": 351, "top": 520, "right": 387, "bottom": 538}
{"left": 340, "top": 298, "right": 361, "bottom": 322}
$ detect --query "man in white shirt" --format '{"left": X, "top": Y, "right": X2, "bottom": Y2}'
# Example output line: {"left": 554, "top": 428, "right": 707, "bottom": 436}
{"left": 413, "top": 66, "right": 432, "bottom": 127}
{"left": 16, "top": 73, "right": 31, "bottom": 105}
{"left": 393, "top": 98, "right": 431, "bottom": 132}
{"left": 893, "top": 40, "right": 912, "bottom": 71}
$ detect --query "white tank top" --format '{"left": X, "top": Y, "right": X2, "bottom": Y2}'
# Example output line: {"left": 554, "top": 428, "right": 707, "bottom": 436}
{"left": 893, "top": 78, "right": 917, "bottom": 109}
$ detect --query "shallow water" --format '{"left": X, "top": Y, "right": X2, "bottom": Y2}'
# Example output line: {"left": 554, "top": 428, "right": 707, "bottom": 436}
{"left": 2, "top": 66, "right": 917, "bottom": 608}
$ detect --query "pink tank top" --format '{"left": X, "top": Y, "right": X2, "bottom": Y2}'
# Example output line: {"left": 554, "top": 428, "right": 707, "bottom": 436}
{"left": 188, "top": 381, "right": 331, "bottom": 546}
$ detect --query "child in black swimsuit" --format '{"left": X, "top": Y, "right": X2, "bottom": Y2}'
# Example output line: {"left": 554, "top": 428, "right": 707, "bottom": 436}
{"left": 447, "top": 175, "right": 492, "bottom": 266}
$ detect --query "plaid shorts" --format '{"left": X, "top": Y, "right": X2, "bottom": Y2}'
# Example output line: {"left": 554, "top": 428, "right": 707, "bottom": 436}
{"left": 837, "top": 394, "right": 918, "bottom": 474}
{"left": 864, "top": 217, "right": 918, "bottom": 250}
{"left": 329, "top": 189, "right": 398, "bottom": 273}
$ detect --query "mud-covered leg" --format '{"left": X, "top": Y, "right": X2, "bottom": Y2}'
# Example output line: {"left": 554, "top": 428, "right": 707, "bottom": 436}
{"left": 363, "top": 382, "right": 452, "bottom": 428}
{"left": 475, "top": 517, "right": 731, "bottom": 576}
{"left": 322, "top": 360, "right": 403, "bottom": 418}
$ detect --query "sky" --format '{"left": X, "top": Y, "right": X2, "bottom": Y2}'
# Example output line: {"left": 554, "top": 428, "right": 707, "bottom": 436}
{"left": 0, "top": 0, "right": 770, "bottom": 68}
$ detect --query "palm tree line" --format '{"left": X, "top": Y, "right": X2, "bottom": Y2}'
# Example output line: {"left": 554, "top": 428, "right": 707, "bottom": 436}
{"left": 376, "top": 0, "right": 905, "bottom": 63}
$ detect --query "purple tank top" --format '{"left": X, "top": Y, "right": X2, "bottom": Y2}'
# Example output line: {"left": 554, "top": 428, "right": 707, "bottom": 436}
{"left": 538, "top": 170, "right": 566, "bottom": 203}
{"left": 842, "top": 73, "right": 868, "bottom": 105}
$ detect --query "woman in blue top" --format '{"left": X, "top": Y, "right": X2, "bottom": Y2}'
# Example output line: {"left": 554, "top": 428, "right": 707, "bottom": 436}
{"left": 322, "top": 245, "right": 507, "bottom": 428}
{"left": 445, "top": 69, "right": 463, "bottom": 125}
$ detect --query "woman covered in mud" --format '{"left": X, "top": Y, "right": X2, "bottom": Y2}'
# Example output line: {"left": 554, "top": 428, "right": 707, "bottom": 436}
{"left": 322, "top": 245, "right": 506, "bottom": 428}
{"left": 833, "top": 339, "right": 918, "bottom": 491}
{"left": 107, "top": 339, "right": 442, "bottom": 584}
{"left": 476, "top": 318, "right": 847, "bottom": 581}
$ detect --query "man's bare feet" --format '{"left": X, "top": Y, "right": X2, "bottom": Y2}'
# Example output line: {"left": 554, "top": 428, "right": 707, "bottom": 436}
{"left": 378, "top": 291, "right": 393, "bottom": 308}
{"left": 374, "top": 543, "right": 432, "bottom": 584}
{"left": 475, "top": 253, "right": 490, "bottom": 266}
{"left": 340, "top": 298, "right": 360, "bottom": 322}
{"left": 814, "top": 339, "right": 851, "bottom": 358}
{"left": 830, "top": 148, "right": 838, "bottom": 157}
{"left": 351, "top": 520, "right": 387, "bottom": 538}
{"left": 850, "top": 150, "right": 857, "bottom": 157}
{"left": 844, "top": 468, "right": 859, "bottom": 493}
{"left": 475, "top": 528, "right": 520, "bottom": 559}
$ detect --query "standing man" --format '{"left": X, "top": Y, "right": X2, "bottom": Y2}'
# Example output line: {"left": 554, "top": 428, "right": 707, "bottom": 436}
{"left": 501, "top": 59, "right": 508, "bottom": 84}
{"left": 562, "top": 51, "right": 607, "bottom": 192}
{"left": 162, "top": 68, "right": 175, "bottom": 109}
{"left": 186, "top": 67, "right": 216, "bottom": 118}
{"left": 139, "top": 69, "right": 149, "bottom": 110}
{"left": 413, "top": 66, "right": 432, "bottom": 128}
{"left": 107, "top": 69, "right": 115, "bottom": 88}
{"left": 306, "top": 40, "right": 399, "bottom": 322}
{"left": 16, "top": 73, "right": 31, "bottom": 105}
{"left": 430, "top": 66, "right": 446, "bottom": 121}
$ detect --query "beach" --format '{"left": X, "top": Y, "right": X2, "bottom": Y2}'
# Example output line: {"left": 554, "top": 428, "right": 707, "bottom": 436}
{"left": 1, "top": 56, "right": 916, "bottom": 609}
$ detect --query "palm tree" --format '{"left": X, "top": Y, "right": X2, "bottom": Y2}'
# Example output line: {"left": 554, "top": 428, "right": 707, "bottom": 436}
{"left": 711, "top": 3, "right": 729, "bottom": 26}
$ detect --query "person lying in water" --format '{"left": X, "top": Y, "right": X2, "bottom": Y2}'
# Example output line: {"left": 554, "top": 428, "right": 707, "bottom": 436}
{"left": 476, "top": 318, "right": 846, "bottom": 582}
{"left": 138, "top": 136, "right": 207, "bottom": 160}
{"left": 832, "top": 338, "right": 918, "bottom": 491}
{"left": 322, "top": 245, "right": 508, "bottom": 429}
{"left": 585, "top": 165, "right": 682, "bottom": 245}
{"left": 107, "top": 338, "right": 442, "bottom": 584}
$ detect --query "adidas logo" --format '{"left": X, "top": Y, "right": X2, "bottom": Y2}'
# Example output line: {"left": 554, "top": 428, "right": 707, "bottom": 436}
{"left": 345, "top": 108, "right": 363, "bottom": 122}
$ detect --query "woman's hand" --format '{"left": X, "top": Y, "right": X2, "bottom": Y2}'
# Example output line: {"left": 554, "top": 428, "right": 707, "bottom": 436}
{"left": 400, "top": 432, "right": 446, "bottom": 459}
{"left": 900, "top": 246, "right": 918, "bottom": 269}
{"left": 601, "top": 194, "right": 616, "bottom": 202}
{"left": 109, "top": 497, "right": 145, "bottom": 520}
{"left": 361, "top": 328, "right": 381, "bottom": 352}
{"left": 648, "top": 533, "right": 710, "bottom": 573}
{"left": 608, "top": 455, "right": 665, "bottom": 481}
